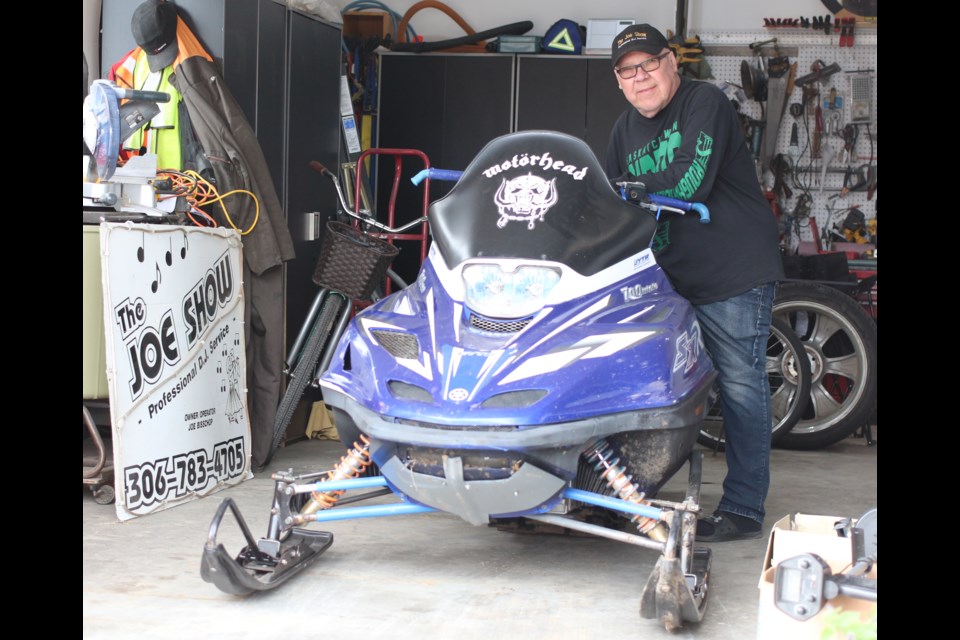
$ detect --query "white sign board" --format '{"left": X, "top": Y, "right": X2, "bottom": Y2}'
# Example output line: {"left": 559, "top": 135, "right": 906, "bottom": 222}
{"left": 101, "top": 223, "right": 251, "bottom": 521}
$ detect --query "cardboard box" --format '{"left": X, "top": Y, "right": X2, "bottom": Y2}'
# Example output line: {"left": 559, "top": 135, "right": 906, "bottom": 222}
{"left": 342, "top": 11, "right": 390, "bottom": 40}
{"left": 584, "top": 19, "right": 634, "bottom": 55}
{"left": 756, "top": 514, "right": 877, "bottom": 639}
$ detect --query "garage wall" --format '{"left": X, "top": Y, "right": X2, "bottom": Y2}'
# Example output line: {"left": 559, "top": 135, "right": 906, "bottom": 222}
{"left": 83, "top": 0, "right": 103, "bottom": 89}
{"left": 327, "top": 0, "right": 837, "bottom": 41}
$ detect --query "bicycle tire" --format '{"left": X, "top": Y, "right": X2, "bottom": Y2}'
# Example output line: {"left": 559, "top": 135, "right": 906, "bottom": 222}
{"left": 262, "top": 293, "right": 345, "bottom": 468}
{"left": 697, "top": 316, "right": 812, "bottom": 451}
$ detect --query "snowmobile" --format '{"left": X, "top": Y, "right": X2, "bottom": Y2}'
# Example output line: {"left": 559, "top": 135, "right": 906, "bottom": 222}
{"left": 201, "top": 130, "right": 716, "bottom": 631}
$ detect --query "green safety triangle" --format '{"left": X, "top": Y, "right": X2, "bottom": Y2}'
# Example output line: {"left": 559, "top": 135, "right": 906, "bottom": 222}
{"left": 548, "top": 28, "right": 576, "bottom": 52}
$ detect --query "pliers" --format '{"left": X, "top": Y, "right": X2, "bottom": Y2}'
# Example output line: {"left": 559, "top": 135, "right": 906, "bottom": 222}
{"left": 838, "top": 124, "right": 859, "bottom": 165}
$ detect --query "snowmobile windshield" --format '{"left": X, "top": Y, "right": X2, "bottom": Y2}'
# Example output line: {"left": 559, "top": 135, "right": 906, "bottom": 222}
{"left": 428, "top": 131, "right": 658, "bottom": 277}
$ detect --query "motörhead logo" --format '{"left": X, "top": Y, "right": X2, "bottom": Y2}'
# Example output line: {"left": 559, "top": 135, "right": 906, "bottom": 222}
{"left": 481, "top": 152, "right": 588, "bottom": 181}
{"left": 494, "top": 174, "right": 558, "bottom": 230}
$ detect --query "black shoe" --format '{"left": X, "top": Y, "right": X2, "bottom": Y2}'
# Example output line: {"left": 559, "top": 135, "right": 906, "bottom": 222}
{"left": 696, "top": 510, "right": 763, "bottom": 542}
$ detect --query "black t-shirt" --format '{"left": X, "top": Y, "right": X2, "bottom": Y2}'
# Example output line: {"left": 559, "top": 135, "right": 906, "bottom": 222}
{"left": 604, "top": 76, "right": 783, "bottom": 304}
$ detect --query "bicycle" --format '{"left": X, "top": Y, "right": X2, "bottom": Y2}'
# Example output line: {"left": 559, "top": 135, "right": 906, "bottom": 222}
{"left": 260, "top": 152, "right": 437, "bottom": 468}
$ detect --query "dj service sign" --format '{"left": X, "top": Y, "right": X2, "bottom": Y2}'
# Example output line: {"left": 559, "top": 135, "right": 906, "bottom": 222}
{"left": 101, "top": 223, "right": 251, "bottom": 521}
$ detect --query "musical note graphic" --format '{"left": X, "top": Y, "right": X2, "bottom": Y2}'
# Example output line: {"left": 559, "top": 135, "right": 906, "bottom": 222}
{"left": 151, "top": 263, "right": 161, "bottom": 293}
{"left": 180, "top": 234, "right": 189, "bottom": 260}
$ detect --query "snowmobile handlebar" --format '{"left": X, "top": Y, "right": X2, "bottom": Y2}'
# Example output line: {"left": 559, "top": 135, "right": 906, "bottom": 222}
{"left": 309, "top": 161, "right": 428, "bottom": 234}
{"left": 411, "top": 168, "right": 464, "bottom": 186}
{"left": 618, "top": 181, "right": 710, "bottom": 223}
{"left": 409, "top": 170, "right": 710, "bottom": 224}
{"left": 648, "top": 194, "right": 711, "bottom": 224}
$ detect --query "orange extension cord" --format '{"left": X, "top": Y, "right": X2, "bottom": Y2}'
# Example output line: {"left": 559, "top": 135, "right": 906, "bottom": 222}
{"left": 156, "top": 170, "right": 260, "bottom": 235}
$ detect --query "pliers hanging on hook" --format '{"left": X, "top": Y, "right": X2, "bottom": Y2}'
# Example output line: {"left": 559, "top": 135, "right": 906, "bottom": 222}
{"left": 838, "top": 124, "right": 859, "bottom": 165}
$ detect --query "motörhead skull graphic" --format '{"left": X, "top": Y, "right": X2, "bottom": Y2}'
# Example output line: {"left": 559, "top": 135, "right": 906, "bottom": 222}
{"left": 493, "top": 174, "right": 558, "bottom": 230}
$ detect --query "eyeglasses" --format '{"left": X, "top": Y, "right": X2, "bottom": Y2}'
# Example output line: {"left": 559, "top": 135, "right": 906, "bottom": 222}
{"left": 615, "top": 51, "right": 671, "bottom": 79}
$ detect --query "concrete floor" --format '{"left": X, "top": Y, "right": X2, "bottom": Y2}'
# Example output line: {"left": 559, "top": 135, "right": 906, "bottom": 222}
{"left": 83, "top": 431, "right": 876, "bottom": 639}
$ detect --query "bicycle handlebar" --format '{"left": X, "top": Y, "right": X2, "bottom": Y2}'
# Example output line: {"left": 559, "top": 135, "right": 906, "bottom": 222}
{"left": 308, "top": 160, "right": 333, "bottom": 177}
{"left": 309, "top": 161, "right": 428, "bottom": 234}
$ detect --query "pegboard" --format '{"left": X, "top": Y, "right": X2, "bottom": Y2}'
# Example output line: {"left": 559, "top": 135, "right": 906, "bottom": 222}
{"left": 696, "top": 29, "right": 878, "bottom": 253}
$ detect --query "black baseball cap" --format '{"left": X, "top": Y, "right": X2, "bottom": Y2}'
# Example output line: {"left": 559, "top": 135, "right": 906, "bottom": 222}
{"left": 132, "top": 0, "right": 179, "bottom": 72}
{"left": 611, "top": 24, "right": 670, "bottom": 68}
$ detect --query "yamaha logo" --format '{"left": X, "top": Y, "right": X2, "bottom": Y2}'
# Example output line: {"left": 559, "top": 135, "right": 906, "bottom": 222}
{"left": 448, "top": 388, "right": 469, "bottom": 402}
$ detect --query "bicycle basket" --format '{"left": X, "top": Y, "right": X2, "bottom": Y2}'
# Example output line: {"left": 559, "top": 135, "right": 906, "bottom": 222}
{"left": 312, "top": 221, "right": 399, "bottom": 300}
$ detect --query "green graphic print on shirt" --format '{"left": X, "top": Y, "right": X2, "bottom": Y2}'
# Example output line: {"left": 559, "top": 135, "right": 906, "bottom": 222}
{"left": 625, "top": 123, "right": 714, "bottom": 253}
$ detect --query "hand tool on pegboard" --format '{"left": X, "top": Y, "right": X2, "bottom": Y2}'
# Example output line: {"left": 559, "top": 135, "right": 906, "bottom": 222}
{"left": 819, "top": 143, "right": 836, "bottom": 193}
{"left": 841, "top": 207, "right": 869, "bottom": 243}
{"left": 838, "top": 123, "right": 858, "bottom": 165}
{"left": 761, "top": 40, "right": 791, "bottom": 169}
{"left": 813, "top": 99, "right": 823, "bottom": 159}
{"left": 787, "top": 118, "right": 801, "bottom": 163}
{"left": 770, "top": 154, "right": 793, "bottom": 199}
{"left": 811, "top": 15, "right": 834, "bottom": 35}
{"left": 785, "top": 62, "right": 799, "bottom": 98}
{"left": 667, "top": 32, "right": 710, "bottom": 79}
{"left": 866, "top": 165, "right": 877, "bottom": 200}
{"left": 795, "top": 60, "right": 842, "bottom": 87}
{"left": 841, "top": 165, "right": 869, "bottom": 196}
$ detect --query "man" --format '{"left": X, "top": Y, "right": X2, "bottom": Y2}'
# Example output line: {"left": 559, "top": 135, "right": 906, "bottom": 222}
{"left": 604, "top": 24, "right": 784, "bottom": 542}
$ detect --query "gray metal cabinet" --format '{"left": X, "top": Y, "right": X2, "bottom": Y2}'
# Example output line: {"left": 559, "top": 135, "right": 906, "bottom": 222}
{"left": 376, "top": 52, "right": 624, "bottom": 182}
{"left": 376, "top": 52, "right": 515, "bottom": 282}
{"left": 515, "top": 55, "right": 626, "bottom": 162}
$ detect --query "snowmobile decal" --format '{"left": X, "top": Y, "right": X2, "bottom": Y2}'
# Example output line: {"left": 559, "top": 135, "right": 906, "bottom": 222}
{"left": 494, "top": 174, "right": 559, "bottom": 230}
{"left": 621, "top": 282, "right": 659, "bottom": 302}
{"left": 480, "top": 152, "right": 588, "bottom": 180}
{"left": 673, "top": 323, "right": 703, "bottom": 374}
{"left": 443, "top": 348, "right": 509, "bottom": 401}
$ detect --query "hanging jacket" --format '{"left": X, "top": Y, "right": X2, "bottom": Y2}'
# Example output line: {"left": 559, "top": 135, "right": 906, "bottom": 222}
{"left": 111, "top": 17, "right": 294, "bottom": 274}
{"left": 172, "top": 55, "right": 295, "bottom": 274}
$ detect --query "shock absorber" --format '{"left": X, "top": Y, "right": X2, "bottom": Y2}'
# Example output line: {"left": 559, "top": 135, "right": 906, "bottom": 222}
{"left": 587, "top": 440, "right": 668, "bottom": 542}
{"left": 301, "top": 434, "right": 373, "bottom": 516}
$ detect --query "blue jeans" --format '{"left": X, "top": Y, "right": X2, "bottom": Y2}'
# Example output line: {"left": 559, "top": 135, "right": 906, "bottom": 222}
{"left": 694, "top": 283, "right": 776, "bottom": 524}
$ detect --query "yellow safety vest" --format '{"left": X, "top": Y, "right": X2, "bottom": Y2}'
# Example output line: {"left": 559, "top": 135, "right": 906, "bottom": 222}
{"left": 115, "top": 51, "right": 182, "bottom": 170}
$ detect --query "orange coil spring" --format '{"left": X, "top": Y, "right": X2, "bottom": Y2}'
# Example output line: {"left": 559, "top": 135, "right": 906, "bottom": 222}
{"left": 311, "top": 434, "right": 373, "bottom": 509}
{"left": 588, "top": 441, "right": 660, "bottom": 535}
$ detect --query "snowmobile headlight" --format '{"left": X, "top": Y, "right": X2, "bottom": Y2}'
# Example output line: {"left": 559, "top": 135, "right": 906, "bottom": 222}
{"left": 462, "top": 264, "right": 561, "bottom": 318}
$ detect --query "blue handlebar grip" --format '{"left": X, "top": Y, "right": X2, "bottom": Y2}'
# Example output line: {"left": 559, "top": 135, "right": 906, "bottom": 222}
{"left": 411, "top": 169, "right": 464, "bottom": 186}
{"left": 647, "top": 194, "right": 710, "bottom": 223}
{"left": 692, "top": 203, "right": 711, "bottom": 224}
